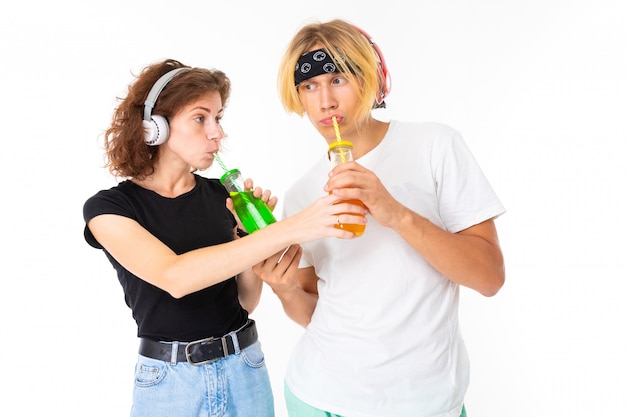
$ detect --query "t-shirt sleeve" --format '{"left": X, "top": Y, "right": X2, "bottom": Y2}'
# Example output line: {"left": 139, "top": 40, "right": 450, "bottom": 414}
{"left": 82, "top": 189, "right": 134, "bottom": 249}
{"left": 435, "top": 130, "right": 505, "bottom": 233}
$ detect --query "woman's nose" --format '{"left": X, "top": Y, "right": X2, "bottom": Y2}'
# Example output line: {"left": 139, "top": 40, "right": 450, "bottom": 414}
{"left": 207, "top": 122, "right": 225, "bottom": 141}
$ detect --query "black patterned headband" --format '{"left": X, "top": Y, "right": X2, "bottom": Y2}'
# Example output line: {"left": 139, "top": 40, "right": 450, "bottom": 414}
{"left": 294, "top": 48, "right": 341, "bottom": 86}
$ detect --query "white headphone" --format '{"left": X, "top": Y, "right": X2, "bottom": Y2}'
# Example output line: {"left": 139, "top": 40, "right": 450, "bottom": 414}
{"left": 143, "top": 67, "right": 190, "bottom": 146}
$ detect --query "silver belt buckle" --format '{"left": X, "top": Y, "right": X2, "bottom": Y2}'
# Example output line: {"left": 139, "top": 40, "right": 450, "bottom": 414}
{"left": 184, "top": 336, "right": 230, "bottom": 366}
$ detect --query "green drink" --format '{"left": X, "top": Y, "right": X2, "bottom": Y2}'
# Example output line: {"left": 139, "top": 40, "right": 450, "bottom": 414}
{"left": 229, "top": 190, "right": 276, "bottom": 233}
{"left": 220, "top": 169, "right": 276, "bottom": 234}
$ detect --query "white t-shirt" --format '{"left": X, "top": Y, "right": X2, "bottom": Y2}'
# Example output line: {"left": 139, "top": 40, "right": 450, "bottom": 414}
{"left": 282, "top": 121, "right": 505, "bottom": 417}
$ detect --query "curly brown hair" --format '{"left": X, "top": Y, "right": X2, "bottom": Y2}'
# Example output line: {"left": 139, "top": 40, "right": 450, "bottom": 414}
{"left": 103, "top": 59, "right": 231, "bottom": 179}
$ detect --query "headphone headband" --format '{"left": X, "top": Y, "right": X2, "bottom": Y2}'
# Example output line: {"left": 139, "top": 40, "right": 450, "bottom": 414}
{"left": 353, "top": 25, "right": 391, "bottom": 107}
{"left": 142, "top": 66, "right": 190, "bottom": 146}
{"left": 143, "top": 67, "right": 189, "bottom": 122}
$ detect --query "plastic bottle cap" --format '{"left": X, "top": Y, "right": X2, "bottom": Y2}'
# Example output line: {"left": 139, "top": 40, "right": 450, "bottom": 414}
{"left": 328, "top": 140, "right": 353, "bottom": 151}
{"left": 219, "top": 168, "right": 241, "bottom": 184}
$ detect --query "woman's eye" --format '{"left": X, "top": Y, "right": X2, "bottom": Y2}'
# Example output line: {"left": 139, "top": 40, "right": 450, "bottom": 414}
{"left": 194, "top": 116, "right": 204, "bottom": 123}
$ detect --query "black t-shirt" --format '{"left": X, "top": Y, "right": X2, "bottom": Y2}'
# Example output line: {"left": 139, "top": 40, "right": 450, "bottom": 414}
{"left": 83, "top": 174, "right": 248, "bottom": 342}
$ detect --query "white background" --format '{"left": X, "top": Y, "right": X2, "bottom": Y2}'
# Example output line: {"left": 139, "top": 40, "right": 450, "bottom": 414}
{"left": 1, "top": 0, "right": 624, "bottom": 416}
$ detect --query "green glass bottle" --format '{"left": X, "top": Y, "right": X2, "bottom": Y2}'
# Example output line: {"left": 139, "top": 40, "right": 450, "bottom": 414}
{"left": 219, "top": 169, "right": 277, "bottom": 234}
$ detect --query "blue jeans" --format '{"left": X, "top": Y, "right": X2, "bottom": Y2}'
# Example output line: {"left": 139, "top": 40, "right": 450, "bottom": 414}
{"left": 131, "top": 340, "right": 274, "bottom": 417}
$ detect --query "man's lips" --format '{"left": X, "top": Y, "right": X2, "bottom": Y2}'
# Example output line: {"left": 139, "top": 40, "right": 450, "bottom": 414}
{"left": 322, "top": 115, "right": 342, "bottom": 126}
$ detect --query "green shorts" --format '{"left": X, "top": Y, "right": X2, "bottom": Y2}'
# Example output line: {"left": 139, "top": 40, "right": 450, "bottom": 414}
{"left": 284, "top": 383, "right": 467, "bottom": 417}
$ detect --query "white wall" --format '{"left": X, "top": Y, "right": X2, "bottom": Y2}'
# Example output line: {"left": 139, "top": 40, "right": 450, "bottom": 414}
{"left": 1, "top": 0, "right": 624, "bottom": 415}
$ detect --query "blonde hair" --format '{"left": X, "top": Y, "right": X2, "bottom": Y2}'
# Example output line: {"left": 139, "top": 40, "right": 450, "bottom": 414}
{"left": 277, "top": 19, "right": 382, "bottom": 128}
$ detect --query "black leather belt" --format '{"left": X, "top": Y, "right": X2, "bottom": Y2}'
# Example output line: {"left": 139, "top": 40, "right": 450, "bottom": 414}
{"left": 138, "top": 319, "right": 258, "bottom": 365}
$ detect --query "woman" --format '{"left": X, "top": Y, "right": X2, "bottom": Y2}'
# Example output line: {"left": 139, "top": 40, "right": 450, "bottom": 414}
{"left": 254, "top": 20, "right": 506, "bottom": 417}
{"left": 82, "top": 58, "right": 363, "bottom": 417}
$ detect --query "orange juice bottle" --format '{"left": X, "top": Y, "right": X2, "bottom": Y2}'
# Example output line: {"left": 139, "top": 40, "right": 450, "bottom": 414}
{"left": 328, "top": 140, "right": 366, "bottom": 237}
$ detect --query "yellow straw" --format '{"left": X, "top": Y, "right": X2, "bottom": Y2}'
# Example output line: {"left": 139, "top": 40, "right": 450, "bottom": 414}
{"left": 332, "top": 116, "right": 347, "bottom": 163}
{"left": 332, "top": 116, "right": 342, "bottom": 142}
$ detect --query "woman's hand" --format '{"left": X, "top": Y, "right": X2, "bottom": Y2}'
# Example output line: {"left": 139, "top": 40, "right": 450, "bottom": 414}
{"left": 281, "top": 193, "right": 368, "bottom": 243}
{"left": 244, "top": 177, "right": 278, "bottom": 211}
{"left": 226, "top": 177, "right": 279, "bottom": 231}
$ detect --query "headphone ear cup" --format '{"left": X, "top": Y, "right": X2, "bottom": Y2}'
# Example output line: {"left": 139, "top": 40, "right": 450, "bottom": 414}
{"left": 143, "top": 116, "right": 169, "bottom": 146}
